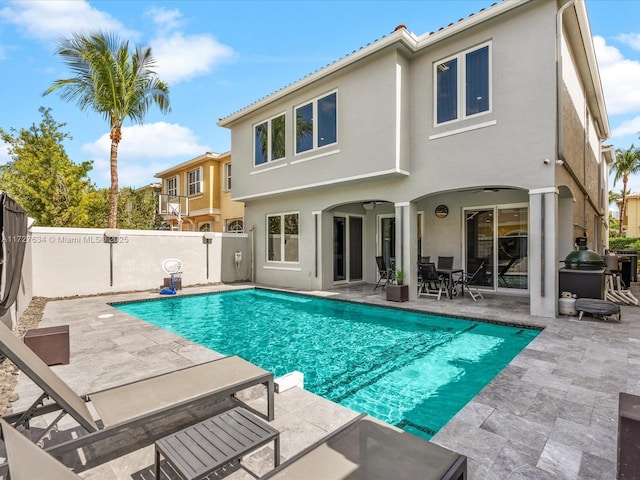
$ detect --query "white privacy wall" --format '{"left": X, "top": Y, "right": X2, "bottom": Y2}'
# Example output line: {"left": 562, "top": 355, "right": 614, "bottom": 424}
{"left": 30, "top": 227, "right": 250, "bottom": 297}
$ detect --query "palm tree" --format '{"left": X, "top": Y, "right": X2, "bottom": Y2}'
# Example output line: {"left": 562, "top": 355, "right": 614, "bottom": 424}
{"left": 44, "top": 32, "right": 170, "bottom": 228}
{"left": 609, "top": 190, "right": 622, "bottom": 207}
{"left": 611, "top": 145, "right": 640, "bottom": 237}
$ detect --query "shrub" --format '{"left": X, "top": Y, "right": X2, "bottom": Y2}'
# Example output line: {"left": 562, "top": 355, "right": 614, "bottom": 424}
{"left": 609, "top": 237, "right": 640, "bottom": 251}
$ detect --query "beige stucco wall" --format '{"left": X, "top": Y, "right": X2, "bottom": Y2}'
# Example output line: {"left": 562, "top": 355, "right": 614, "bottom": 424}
{"left": 624, "top": 197, "right": 640, "bottom": 238}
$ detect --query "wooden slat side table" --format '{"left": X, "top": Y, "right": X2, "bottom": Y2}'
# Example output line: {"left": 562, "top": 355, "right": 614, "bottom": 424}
{"left": 155, "top": 407, "right": 280, "bottom": 480}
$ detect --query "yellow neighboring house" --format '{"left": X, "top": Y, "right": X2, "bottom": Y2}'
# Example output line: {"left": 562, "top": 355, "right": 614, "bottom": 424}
{"left": 620, "top": 194, "right": 640, "bottom": 238}
{"left": 155, "top": 151, "right": 244, "bottom": 232}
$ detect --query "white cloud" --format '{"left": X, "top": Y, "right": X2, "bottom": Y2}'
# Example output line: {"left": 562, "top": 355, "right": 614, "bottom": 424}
{"left": 82, "top": 122, "right": 211, "bottom": 187}
{"left": 594, "top": 35, "right": 624, "bottom": 64}
{"left": 0, "top": 2, "right": 232, "bottom": 84}
{"left": 0, "top": 0, "right": 139, "bottom": 42}
{"left": 151, "top": 33, "right": 234, "bottom": 84}
{"left": 146, "top": 6, "right": 185, "bottom": 33}
{"left": 594, "top": 35, "right": 640, "bottom": 116}
{"left": 617, "top": 33, "right": 640, "bottom": 51}
{"left": 611, "top": 116, "right": 640, "bottom": 139}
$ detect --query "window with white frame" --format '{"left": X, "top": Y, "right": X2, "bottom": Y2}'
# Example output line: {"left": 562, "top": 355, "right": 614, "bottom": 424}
{"left": 267, "top": 212, "right": 299, "bottom": 262}
{"left": 166, "top": 176, "right": 178, "bottom": 196}
{"left": 435, "top": 43, "right": 491, "bottom": 125}
{"left": 223, "top": 162, "right": 232, "bottom": 191}
{"left": 254, "top": 113, "right": 285, "bottom": 166}
{"left": 295, "top": 91, "right": 337, "bottom": 154}
{"left": 226, "top": 218, "right": 244, "bottom": 233}
{"left": 187, "top": 168, "right": 202, "bottom": 196}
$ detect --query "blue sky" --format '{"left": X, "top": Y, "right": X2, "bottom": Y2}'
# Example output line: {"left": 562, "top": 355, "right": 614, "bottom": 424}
{"left": 1, "top": 0, "right": 640, "bottom": 193}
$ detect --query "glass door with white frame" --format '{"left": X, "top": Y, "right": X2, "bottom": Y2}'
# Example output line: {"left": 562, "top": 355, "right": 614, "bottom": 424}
{"left": 378, "top": 215, "right": 396, "bottom": 271}
{"left": 464, "top": 205, "right": 529, "bottom": 291}
{"left": 464, "top": 208, "right": 494, "bottom": 288}
{"left": 333, "top": 215, "right": 363, "bottom": 283}
{"left": 497, "top": 206, "right": 528, "bottom": 290}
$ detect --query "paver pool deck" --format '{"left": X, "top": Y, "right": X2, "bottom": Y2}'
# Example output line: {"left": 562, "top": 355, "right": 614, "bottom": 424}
{"left": 11, "top": 282, "right": 640, "bottom": 479}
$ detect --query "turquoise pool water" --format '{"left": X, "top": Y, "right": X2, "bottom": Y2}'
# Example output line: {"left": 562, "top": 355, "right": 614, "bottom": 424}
{"left": 114, "top": 289, "right": 539, "bottom": 440}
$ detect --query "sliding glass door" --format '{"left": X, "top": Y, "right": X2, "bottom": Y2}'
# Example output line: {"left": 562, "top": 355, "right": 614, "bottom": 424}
{"left": 465, "top": 209, "right": 494, "bottom": 288}
{"left": 497, "top": 206, "right": 528, "bottom": 290}
{"left": 464, "top": 204, "right": 528, "bottom": 291}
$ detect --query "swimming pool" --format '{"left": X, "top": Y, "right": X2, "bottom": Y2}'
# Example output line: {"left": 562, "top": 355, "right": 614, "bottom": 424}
{"left": 113, "top": 288, "right": 539, "bottom": 440}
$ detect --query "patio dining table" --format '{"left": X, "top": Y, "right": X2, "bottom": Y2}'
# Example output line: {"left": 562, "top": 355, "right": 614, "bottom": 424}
{"left": 437, "top": 268, "right": 463, "bottom": 299}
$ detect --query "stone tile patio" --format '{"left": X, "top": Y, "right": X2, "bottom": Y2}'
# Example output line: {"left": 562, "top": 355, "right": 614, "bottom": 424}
{"left": 10, "top": 282, "right": 640, "bottom": 479}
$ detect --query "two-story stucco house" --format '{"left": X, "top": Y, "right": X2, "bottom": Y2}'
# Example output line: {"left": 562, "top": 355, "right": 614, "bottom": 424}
{"left": 155, "top": 151, "right": 244, "bottom": 232}
{"left": 218, "top": 0, "right": 611, "bottom": 318}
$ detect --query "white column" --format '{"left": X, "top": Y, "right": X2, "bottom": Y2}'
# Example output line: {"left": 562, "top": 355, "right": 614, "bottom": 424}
{"left": 396, "top": 201, "right": 418, "bottom": 300}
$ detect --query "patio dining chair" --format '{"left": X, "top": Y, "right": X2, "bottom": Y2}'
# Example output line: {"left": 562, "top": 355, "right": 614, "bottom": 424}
{"left": 417, "top": 262, "right": 447, "bottom": 300}
{"left": 436, "top": 256, "right": 455, "bottom": 290}
{"left": 374, "top": 256, "right": 393, "bottom": 291}
{"left": 452, "top": 261, "right": 486, "bottom": 301}
{"left": 436, "top": 256, "right": 454, "bottom": 270}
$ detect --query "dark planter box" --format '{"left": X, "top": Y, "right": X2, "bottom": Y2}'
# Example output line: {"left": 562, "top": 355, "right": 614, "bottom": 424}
{"left": 24, "top": 325, "right": 70, "bottom": 366}
{"left": 386, "top": 284, "right": 408, "bottom": 302}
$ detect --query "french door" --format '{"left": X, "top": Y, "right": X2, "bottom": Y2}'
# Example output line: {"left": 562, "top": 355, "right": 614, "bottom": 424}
{"left": 464, "top": 204, "right": 528, "bottom": 291}
{"left": 333, "top": 215, "right": 363, "bottom": 283}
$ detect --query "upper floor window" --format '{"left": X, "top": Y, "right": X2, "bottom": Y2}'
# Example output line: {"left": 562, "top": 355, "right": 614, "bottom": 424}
{"left": 223, "top": 162, "right": 232, "bottom": 191}
{"left": 166, "top": 176, "right": 178, "bottom": 196}
{"left": 295, "top": 92, "right": 337, "bottom": 154}
{"left": 267, "top": 212, "right": 299, "bottom": 262}
{"left": 435, "top": 43, "right": 490, "bottom": 125}
{"left": 255, "top": 113, "right": 285, "bottom": 166}
{"left": 187, "top": 168, "right": 202, "bottom": 196}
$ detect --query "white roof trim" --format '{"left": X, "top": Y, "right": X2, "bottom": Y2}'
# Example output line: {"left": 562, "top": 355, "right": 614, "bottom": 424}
{"left": 155, "top": 151, "right": 227, "bottom": 178}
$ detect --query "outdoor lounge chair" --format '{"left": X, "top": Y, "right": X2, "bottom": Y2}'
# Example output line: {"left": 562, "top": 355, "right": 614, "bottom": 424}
{"left": 1, "top": 418, "right": 81, "bottom": 479}
{"left": 260, "top": 413, "right": 467, "bottom": 480}
{"left": 1, "top": 413, "right": 467, "bottom": 480}
{"left": 0, "top": 319, "right": 274, "bottom": 468}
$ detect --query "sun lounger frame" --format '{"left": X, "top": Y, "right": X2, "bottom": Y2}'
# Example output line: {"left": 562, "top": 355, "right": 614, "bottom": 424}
{"left": 0, "top": 318, "right": 273, "bottom": 467}
{"left": 261, "top": 413, "right": 467, "bottom": 480}
{"left": 3, "top": 356, "right": 274, "bottom": 460}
